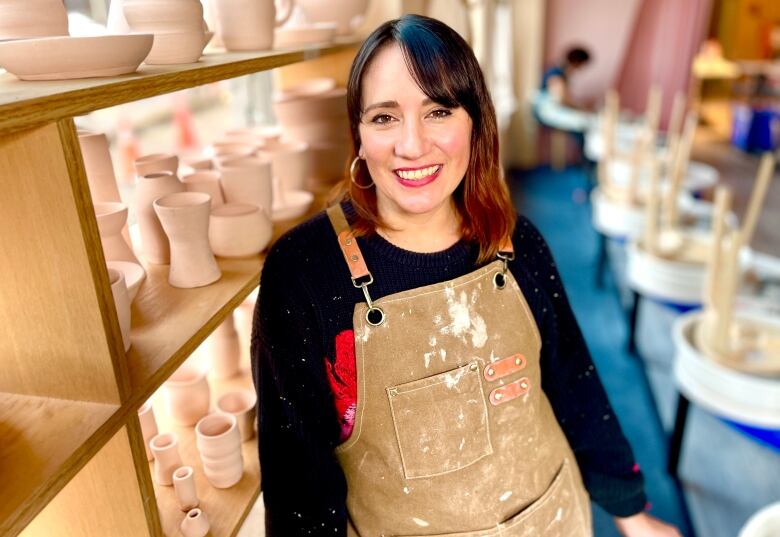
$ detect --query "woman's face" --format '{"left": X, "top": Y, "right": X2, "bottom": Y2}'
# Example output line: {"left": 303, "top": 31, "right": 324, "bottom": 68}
{"left": 358, "top": 44, "right": 473, "bottom": 222}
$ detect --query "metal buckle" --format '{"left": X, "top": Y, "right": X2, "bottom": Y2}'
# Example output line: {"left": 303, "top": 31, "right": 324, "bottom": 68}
{"left": 352, "top": 271, "right": 385, "bottom": 326}
{"left": 495, "top": 251, "right": 514, "bottom": 290}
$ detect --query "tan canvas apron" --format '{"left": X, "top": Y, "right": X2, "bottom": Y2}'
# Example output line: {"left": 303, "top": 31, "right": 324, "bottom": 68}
{"left": 327, "top": 205, "right": 593, "bottom": 537}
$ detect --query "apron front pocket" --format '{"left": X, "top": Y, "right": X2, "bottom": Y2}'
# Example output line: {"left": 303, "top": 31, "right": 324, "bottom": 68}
{"left": 387, "top": 360, "right": 493, "bottom": 479}
{"left": 394, "top": 459, "right": 590, "bottom": 537}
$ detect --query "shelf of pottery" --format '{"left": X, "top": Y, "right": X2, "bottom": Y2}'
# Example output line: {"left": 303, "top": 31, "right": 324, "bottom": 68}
{"left": 0, "top": 1, "right": 368, "bottom": 536}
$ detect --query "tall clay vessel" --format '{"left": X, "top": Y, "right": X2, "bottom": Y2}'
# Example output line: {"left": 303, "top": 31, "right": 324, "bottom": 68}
{"left": 137, "top": 400, "right": 159, "bottom": 462}
{"left": 150, "top": 432, "right": 184, "bottom": 486}
{"left": 78, "top": 130, "right": 122, "bottom": 204}
{"left": 204, "top": 312, "right": 241, "bottom": 379}
{"left": 134, "top": 171, "right": 185, "bottom": 264}
{"left": 94, "top": 202, "right": 141, "bottom": 265}
{"left": 213, "top": 0, "right": 293, "bottom": 51}
{"left": 107, "top": 268, "right": 132, "bottom": 352}
{"left": 153, "top": 192, "right": 221, "bottom": 288}
{"left": 0, "top": 0, "right": 69, "bottom": 40}
{"left": 195, "top": 412, "right": 243, "bottom": 488}
{"left": 172, "top": 466, "right": 199, "bottom": 511}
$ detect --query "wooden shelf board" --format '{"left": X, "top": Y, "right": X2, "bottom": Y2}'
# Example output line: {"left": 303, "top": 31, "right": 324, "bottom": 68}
{"left": 0, "top": 393, "right": 119, "bottom": 536}
{"left": 0, "top": 39, "right": 360, "bottom": 135}
{"left": 150, "top": 371, "right": 260, "bottom": 537}
{"left": 126, "top": 197, "right": 326, "bottom": 409}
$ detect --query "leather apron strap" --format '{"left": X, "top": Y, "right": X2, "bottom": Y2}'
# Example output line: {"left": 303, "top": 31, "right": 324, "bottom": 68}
{"left": 327, "top": 203, "right": 371, "bottom": 282}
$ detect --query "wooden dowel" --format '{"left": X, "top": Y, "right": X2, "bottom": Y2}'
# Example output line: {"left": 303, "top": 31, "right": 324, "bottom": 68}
{"left": 739, "top": 153, "right": 776, "bottom": 248}
{"left": 643, "top": 156, "right": 662, "bottom": 254}
{"left": 713, "top": 228, "right": 740, "bottom": 353}
{"left": 704, "top": 187, "right": 732, "bottom": 312}
{"left": 663, "top": 111, "right": 698, "bottom": 228}
{"left": 645, "top": 84, "right": 663, "bottom": 137}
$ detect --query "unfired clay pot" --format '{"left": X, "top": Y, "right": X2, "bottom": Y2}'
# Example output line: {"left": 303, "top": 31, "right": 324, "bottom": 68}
{"left": 180, "top": 508, "right": 210, "bottom": 537}
{"left": 297, "top": 0, "right": 368, "bottom": 35}
{"left": 0, "top": 0, "right": 68, "bottom": 40}
{"left": 134, "top": 171, "right": 185, "bottom": 264}
{"left": 94, "top": 202, "right": 141, "bottom": 265}
{"left": 209, "top": 203, "right": 272, "bottom": 258}
{"left": 153, "top": 191, "right": 221, "bottom": 288}
{"left": 137, "top": 400, "right": 159, "bottom": 462}
{"left": 258, "top": 139, "right": 309, "bottom": 193}
{"left": 163, "top": 364, "right": 211, "bottom": 426}
{"left": 107, "top": 268, "right": 132, "bottom": 352}
{"left": 216, "top": 389, "right": 257, "bottom": 442}
{"left": 213, "top": 0, "right": 294, "bottom": 51}
{"left": 204, "top": 312, "right": 241, "bottom": 379}
{"left": 182, "top": 171, "right": 224, "bottom": 206}
{"left": 124, "top": 0, "right": 206, "bottom": 64}
{"left": 273, "top": 88, "right": 348, "bottom": 144}
{"left": 144, "top": 29, "right": 206, "bottom": 64}
{"left": 218, "top": 157, "right": 273, "bottom": 214}
{"left": 195, "top": 412, "right": 243, "bottom": 488}
{"left": 134, "top": 153, "right": 179, "bottom": 178}
{"left": 150, "top": 432, "right": 183, "bottom": 486}
{"left": 172, "top": 466, "right": 199, "bottom": 511}
{"left": 106, "top": 260, "right": 145, "bottom": 303}
{"left": 78, "top": 130, "right": 122, "bottom": 204}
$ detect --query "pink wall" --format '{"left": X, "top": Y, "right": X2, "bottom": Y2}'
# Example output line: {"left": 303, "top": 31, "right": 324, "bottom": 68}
{"left": 616, "top": 0, "right": 713, "bottom": 127}
{"left": 544, "top": 0, "right": 644, "bottom": 104}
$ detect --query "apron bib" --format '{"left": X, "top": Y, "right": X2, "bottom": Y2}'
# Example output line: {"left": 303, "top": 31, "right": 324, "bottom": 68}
{"left": 327, "top": 205, "right": 592, "bottom": 537}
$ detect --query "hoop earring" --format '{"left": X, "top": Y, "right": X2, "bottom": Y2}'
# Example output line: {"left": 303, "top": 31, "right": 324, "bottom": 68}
{"left": 350, "top": 157, "right": 374, "bottom": 190}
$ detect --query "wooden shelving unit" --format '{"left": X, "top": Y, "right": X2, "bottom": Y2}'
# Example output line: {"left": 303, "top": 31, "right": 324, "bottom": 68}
{"left": 0, "top": 37, "right": 358, "bottom": 537}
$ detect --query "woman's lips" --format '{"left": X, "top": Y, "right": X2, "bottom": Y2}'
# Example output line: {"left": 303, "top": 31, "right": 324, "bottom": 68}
{"left": 393, "top": 164, "right": 442, "bottom": 188}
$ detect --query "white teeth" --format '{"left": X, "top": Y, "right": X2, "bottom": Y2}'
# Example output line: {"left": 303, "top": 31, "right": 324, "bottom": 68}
{"left": 397, "top": 165, "right": 439, "bottom": 180}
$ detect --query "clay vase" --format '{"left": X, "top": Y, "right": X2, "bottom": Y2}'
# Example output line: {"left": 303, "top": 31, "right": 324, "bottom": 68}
{"left": 134, "top": 153, "right": 179, "bottom": 178}
{"left": 134, "top": 171, "right": 185, "bottom": 264}
{"left": 78, "top": 130, "right": 122, "bottom": 204}
{"left": 216, "top": 389, "right": 257, "bottom": 442}
{"left": 180, "top": 508, "right": 210, "bottom": 537}
{"left": 258, "top": 139, "right": 309, "bottom": 196}
{"left": 204, "top": 312, "right": 241, "bottom": 379}
{"left": 163, "top": 364, "right": 211, "bottom": 426}
{"left": 137, "top": 400, "right": 159, "bottom": 462}
{"left": 182, "top": 171, "right": 224, "bottom": 206}
{"left": 195, "top": 412, "right": 243, "bottom": 488}
{"left": 218, "top": 157, "right": 273, "bottom": 214}
{"left": 124, "top": 0, "right": 206, "bottom": 64}
{"left": 94, "top": 202, "right": 141, "bottom": 265}
{"left": 172, "top": 466, "right": 199, "bottom": 511}
{"left": 0, "top": 0, "right": 69, "bottom": 40}
{"left": 213, "top": 0, "right": 294, "bottom": 51}
{"left": 297, "top": 0, "right": 368, "bottom": 35}
{"left": 209, "top": 203, "right": 272, "bottom": 258}
{"left": 150, "top": 432, "right": 183, "bottom": 486}
{"left": 107, "top": 268, "right": 132, "bottom": 352}
{"left": 153, "top": 192, "right": 221, "bottom": 288}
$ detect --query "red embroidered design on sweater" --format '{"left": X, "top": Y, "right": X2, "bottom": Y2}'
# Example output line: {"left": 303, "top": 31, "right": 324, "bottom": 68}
{"left": 324, "top": 329, "right": 357, "bottom": 442}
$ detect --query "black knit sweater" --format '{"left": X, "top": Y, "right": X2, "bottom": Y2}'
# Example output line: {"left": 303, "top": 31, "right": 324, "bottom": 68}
{"left": 250, "top": 202, "right": 647, "bottom": 536}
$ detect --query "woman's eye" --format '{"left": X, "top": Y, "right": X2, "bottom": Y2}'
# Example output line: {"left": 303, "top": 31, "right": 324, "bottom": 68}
{"left": 428, "top": 108, "right": 453, "bottom": 119}
{"left": 370, "top": 113, "right": 395, "bottom": 125}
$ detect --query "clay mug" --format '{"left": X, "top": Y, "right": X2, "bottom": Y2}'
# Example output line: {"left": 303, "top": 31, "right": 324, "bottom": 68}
{"left": 213, "top": 0, "right": 294, "bottom": 51}
{"left": 133, "top": 171, "right": 185, "bottom": 264}
{"left": 195, "top": 412, "right": 243, "bottom": 488}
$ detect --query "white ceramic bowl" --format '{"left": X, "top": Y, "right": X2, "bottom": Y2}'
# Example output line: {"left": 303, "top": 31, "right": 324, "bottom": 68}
{"left": 0, "top": 34, "right": 153, "bottom": 80}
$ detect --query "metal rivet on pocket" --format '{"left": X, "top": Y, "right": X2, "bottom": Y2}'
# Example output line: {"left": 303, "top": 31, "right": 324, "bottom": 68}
{"left": 345, "top": 238, "right": 353, "bottom": 245}
{"left": 487, "top": 367, "right": 495, "bottom": 377}
{"left": 388, "top": 388, "right": 398, "bottom": 397}
{"left": 350, "top": 254, "right": 359, "bottom": 262}
{"left": 470, "top": 363, "right": 478, "bottom": 371}
{"left": 494, "top": 392, "right": 503, "bottom": 400}
{"left": 515, "top": 358, "right": 522, "bottom": 366}
{"left": 521, "top": 381, "right": 528, "bottom": 389}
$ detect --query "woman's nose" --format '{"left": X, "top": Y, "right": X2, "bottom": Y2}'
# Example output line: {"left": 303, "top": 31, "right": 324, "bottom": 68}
{"left": 394, "top": 118, "right": 429, "bottom": 160}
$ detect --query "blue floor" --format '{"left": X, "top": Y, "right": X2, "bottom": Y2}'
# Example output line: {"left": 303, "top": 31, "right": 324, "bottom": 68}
{"left": 509, "top": 166, "right": 692, "bottom": 536}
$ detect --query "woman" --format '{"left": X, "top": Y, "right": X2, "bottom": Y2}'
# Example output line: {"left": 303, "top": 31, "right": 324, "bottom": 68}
{"left": 252, "top": 14, "right": 681, "bottom": 537}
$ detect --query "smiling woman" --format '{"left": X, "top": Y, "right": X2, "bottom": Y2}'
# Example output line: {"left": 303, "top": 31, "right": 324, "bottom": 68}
{"left": 252, "top": 13, "right": 681, "bottom": 537}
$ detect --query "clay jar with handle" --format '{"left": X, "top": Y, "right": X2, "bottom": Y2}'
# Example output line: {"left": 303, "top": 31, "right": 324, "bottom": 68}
{"left": 213, "top": 0, "right": 294, "bottom": 51}
{"left": 134, "top": 171, "right": 185, "bottom": 264}
{"left": 218, "top": 157, "right": 273, "bottom": 215}
{"left": 150, "top": 432, "right": 183, "bottom": 486}
{"left": 0, "top": 0, "right": 68, "bottom": 40}
{"left": 137, "top": 400, "right": 159, "bottom": 462}
{"left": 195, "top": 413, "right": 243, "bottom": 488}
{"left": 94, "top": 202, "right": 141, "bottom": 265}
{"left": 107, "top": 268, "right": 132, "bottom": 352}
{"left": 163, "top": 364, "right": 211, "bottom": 426}
{"left": 153, "top": 192, "right": 221, "bottom": 288}
{"left": 78, "top": 130, "right": 122, "bottom": 204}
{"left": 216, "top": 389, "right": 257, "bottom": 442}
{"left": 204, "top": 312, "right": 241, "bottom": 379}
{"left": 172, "top": 466, "right": 199, "bottom": 511}
{"left": 180, "top": 508, "right": 210, "bottom": 537}
{"left": 208, "top": 203, "right": 272, "bottom": 258}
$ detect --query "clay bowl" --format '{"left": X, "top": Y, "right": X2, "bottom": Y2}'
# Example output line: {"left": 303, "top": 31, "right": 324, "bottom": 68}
{"left": 274, "top": 23, "right": 337, "bottom": 48}
{"left": 107, "top": 260, "right": 146, "bottom": 302}
{"left": 271, "top": 190, "right": 314, "bottom": 222}
{"left": 0, "top": 34, "right": 154, "bottom": 80}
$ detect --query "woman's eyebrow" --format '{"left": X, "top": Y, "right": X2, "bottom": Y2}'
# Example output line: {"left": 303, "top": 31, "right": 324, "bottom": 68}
{"left": 362, "top": 98, "right": 435, "bottom": 115}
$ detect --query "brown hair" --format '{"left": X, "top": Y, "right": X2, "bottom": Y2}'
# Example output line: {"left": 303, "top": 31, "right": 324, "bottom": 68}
{"left": 332, "top": 14, "right": 516, "bottom": 263}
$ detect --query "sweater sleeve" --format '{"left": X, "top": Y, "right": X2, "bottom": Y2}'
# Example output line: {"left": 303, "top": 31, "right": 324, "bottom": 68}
{"left": 513, "top": 216, "right": 648, "bottom": 517}
{"left": 250, "top": 236, "right": 349, "bottom": 536}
